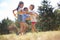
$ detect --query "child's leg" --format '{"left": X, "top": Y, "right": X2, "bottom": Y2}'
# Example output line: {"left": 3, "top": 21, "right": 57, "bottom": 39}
{"left": 20, "top": 22, "right": 27, "bottom": 35}
{"left": 31, "top": 22, "right": 37, "bottom": 32}
{"left": 20, "top": 22, "right": 24, "bottom": 35}
{"left": 23, "top": 23, "right": 28, "bottom": 33}
{"left": 21, "top": 22, "right": 25, "bottom": 34}
{"left": 19, "top": 15, "right": 24, "bottom": 35}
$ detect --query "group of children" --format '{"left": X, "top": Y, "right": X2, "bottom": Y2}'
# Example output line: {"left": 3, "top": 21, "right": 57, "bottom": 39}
{"left": 13, "top": 1, "right": 38, "bottom": 35}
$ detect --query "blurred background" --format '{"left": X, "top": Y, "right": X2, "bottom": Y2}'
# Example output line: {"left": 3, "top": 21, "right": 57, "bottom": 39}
{"left": 0, "top": 0, "right": 60, "bottom": 35}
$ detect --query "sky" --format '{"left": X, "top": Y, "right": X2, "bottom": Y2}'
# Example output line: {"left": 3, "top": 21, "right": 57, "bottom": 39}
{"left": 0, "top": 0, "right": 60, "bottom": 22}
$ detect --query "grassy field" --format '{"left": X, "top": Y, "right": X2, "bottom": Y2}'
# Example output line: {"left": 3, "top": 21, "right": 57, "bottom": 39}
{"left": 0, "top": 31, "right": 60, "bottom": 40}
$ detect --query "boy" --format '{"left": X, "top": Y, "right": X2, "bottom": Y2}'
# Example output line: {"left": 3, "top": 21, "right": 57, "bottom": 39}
{"left": 21, "top": 7, "right": 30, "bottom": 34}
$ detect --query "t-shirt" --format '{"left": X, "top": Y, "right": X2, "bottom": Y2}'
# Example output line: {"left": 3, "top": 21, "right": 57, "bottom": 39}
{"left": 17, "top": 7, "right": 23, "bottom": 15}
{"left": 18, "top": 7, "right": 23, "bottom": 12}
{"left": 30, "top": 14, "right": 37, "bottom": 22}
{"left": 29, "top": 10, "right": 37, "bottom": 22}
{"left": 22, "top": 14, "right": 30, "bottom": 22}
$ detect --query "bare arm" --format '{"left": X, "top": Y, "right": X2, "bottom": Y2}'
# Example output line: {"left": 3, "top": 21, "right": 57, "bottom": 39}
{"left": 13, "top": 9, "right": 17, "bottom": 13}
{"left": 13, "top": 9, "right": 17, "bottom": 17}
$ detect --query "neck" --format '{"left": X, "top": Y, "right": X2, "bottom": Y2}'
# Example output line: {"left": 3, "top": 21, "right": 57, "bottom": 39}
{"left": 30, "top": 9, "right": 33, "bottom": 10}
{"left": 20, "top": 7, "right": 23, "bottom": 8}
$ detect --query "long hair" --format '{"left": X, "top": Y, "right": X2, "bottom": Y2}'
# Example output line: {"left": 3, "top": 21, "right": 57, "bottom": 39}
{"left": 16, "top": 1, "right": 24, "bottom": 11}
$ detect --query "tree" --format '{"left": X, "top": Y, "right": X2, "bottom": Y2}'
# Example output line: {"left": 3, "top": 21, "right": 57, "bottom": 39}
{"left": 0, "top": 23, "right": 2, "bottom": 34}
{"left": 0, "top": 18, "right": 13, "bottom": 34}
{"left": 37, "top": 0, "right": 57, "bottom": 31}
{"left": 54, "top": 3, "right": 60, "bottom": 30}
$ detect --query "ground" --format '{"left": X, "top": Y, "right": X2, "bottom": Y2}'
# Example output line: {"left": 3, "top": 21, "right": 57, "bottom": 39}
{"left": 0, "top": 31, "right": 60, "bottom": 40}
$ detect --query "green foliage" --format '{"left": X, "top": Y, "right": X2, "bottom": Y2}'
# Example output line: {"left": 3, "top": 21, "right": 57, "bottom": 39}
{"left": 0, "top": 18, "right": 13, "bottom": 34}
{"left": 15, "top": 19, "right": 20, "bottom": 28}
{"left": 0, "top": 0, "right": 60, "bottom": 34}
{"left": 37, "top": 0, "right": 60, "bottom": 31}
{"left": 54, "top": 9, "right": 60, "bottom": 30}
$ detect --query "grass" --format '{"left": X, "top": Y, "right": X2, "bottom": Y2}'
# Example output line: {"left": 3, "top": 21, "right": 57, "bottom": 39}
{"left": 0, "top": 31, "right": 60, "bottom": 40}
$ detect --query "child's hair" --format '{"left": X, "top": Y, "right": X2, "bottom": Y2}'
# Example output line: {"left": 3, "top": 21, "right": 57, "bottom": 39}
{"left": 23, "top": 7, "right": 28, "bottom": 11}
{"left": 17, "top": 1, "right": 24, "bottom": 10}
{"left": 30, "top": 4, "right": 34, "bottom": 10}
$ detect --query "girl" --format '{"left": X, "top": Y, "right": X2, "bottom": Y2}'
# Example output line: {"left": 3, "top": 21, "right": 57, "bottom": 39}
{"left": 13, "top": 1, "right": 24, "bottom": 35}
{"left": 29, "top": 4, "right": 38, "bottom": 32}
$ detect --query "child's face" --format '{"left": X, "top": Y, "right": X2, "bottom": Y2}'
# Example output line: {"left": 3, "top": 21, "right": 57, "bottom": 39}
{"left": 29, "top": 6, "right": 33, "bottom": 10}
{"left": 24, "top": 9, "right": 28, "bottom": 13}
{"left": 19, "top": 4, "right": 24, "bottom": 8}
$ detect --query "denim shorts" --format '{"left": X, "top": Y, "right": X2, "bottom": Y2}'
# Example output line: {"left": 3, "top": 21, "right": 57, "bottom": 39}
{"left": 17, "top": 14, "right": 22, "bottom": 22}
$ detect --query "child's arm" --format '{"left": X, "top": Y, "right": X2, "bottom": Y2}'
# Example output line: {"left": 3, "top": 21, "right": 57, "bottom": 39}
{"left": 13, "top": 9, "right": 17, "bottom": 13}
{"left": 13, "top": 9, "right": 17, "bottom": 17}
{"left": 34, "top": 13, "right": 39, "bottom": 17}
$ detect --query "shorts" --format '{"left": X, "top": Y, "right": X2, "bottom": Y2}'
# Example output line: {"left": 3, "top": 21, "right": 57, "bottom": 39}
{"left": 18, "top": 14, "right": 22, "bottom": 22}
{"left": 31, "top": 22, "right": 36, "bottom": 25}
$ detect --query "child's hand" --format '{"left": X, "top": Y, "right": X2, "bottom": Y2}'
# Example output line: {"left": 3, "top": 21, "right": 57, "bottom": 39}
{"left": 14, "top": 14, "right": 16, "bottom": 17}
{"left": 13, "top": 12, "right": 17, "bottom": 18}
{"left": 26, "top": 17, "right": 30, "bottom": 20}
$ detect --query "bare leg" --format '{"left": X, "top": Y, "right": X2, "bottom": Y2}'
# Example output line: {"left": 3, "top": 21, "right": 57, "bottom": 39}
{"left": 31, "top": 23, "right": 37, "bottom": 32}
{"left": 23, "top": 23, "right": 28, "bottom": 33}
{"left": 20, "top": 22, "right": 24, "bottom": 35}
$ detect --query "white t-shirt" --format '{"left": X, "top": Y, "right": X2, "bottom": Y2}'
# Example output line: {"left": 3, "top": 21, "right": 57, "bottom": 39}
{"left": 29, "top": 10, "right": 37, "bottom": 22}
{"left": 18, "top": 7, "right": 23, "bottom": 12}
{"left": 17, "top": 7, "right": 23, "bottom": 15}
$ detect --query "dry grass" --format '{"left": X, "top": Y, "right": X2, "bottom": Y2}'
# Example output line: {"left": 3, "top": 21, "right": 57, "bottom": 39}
{"left": 0, "top": 31, "right": 60, "bottom": 40}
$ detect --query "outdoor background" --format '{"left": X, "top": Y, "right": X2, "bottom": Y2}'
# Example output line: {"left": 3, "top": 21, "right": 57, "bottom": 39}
{"left": 0, "top": 0, "right": 60, "bottom": 40}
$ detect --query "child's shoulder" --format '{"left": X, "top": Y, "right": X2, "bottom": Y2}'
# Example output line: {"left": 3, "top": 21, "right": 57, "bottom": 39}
{"left": 29, "top": 10, "right": 34, "bottom": 12}
{"left": 18, "top": 7, "right": 23, "bottom": 11}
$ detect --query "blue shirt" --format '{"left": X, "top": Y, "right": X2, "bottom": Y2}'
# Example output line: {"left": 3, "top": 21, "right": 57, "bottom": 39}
{"left": 22, "top": 14, "right": 29, "bottom": 22}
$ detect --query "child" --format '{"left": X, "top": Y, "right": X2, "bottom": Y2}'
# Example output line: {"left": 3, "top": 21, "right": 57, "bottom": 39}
{"left": 13, "top": 1, "right": 24, "bottom": 35}
{"left": 29, "top": 4, "right": 38, "bottom": 32}
{"left": 21, "top": 7, "right": 30, "bottom": 34}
